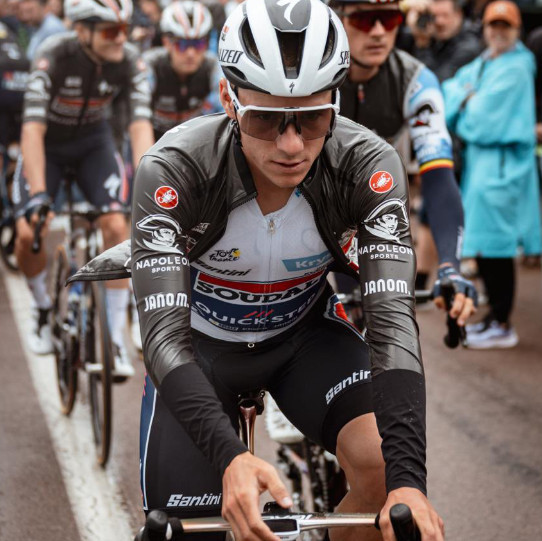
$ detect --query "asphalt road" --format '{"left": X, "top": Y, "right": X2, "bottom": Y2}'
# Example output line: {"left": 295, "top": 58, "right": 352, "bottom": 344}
{"left": 1, "top": 262, "right": 541, "bottom": 541}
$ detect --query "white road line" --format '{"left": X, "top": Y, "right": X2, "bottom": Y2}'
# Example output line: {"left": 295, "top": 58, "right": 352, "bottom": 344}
{"left": 3, "top": 271, "right": 135, "bottom": 541}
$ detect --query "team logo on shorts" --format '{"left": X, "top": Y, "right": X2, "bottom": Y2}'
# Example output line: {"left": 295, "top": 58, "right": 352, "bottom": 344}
{"left": 154, "top": 186, "right": 178, "bottom": 209}
{"left": 369, "top": 171, "right": 394, "bottom": 194}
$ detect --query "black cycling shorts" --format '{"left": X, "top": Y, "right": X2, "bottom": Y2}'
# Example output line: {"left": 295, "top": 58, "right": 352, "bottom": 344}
{"left": 139, "top": 288, "right": 373, "bottom": 526}
{"left": 11, "top": 122, "right": 128, "bottom": 218}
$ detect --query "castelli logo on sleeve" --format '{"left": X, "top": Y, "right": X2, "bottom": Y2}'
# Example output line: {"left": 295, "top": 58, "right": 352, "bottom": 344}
{"left": 154, "top": 186, "right": 178, "bottom": 209}
{"left": 369, "top": 171, "right": 394, "bottom": 194}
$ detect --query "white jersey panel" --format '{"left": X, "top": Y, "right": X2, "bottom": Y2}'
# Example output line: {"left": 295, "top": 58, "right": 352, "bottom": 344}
{"left": 190, "top": 189, "right": 331, "bottom": 342}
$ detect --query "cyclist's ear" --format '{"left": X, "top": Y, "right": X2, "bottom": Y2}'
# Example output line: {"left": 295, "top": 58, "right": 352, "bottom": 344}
{"left": 219, "top": 78, "right": 236, "bottom": 120}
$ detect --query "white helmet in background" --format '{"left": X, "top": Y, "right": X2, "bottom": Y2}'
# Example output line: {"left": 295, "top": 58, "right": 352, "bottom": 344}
{"left": 218, "top": 0, "right": 350, "bottom": 97}
{"left": 160, "top": 1, "right": 213, "bottom": 39}
{"left": 64, "top": 0, "right": 133, "bottom": 23}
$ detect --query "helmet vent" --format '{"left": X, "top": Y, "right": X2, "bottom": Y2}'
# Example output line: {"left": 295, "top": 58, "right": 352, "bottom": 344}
{"left": 277, "top": 30, "right": 305, "bottom": 80}
{"left": 319, "top": 20, "right": 337, "bottom": 69}
{"left": 240, "top": 18, "right": 264, "bottom": 68}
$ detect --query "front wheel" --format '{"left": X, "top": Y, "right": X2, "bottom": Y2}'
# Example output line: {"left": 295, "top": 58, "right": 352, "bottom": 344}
{"left": 0, "top": 212, "right": 18, "bottom": 271}
{"left": 86, "top": 281, "right": 113, "bottom": 467}
{"left": 51, "top": 245, "right": 78, "bottom": 415}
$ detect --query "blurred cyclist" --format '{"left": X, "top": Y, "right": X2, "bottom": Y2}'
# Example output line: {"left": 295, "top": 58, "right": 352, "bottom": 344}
{"left": 144, "top": 0, "right": 222, "bottom": 141}
{"left": 12, "top": 0, "right": 153, "bottom": 377}
{"left": 332, "top": 0, "right": 477, "bottom": 322}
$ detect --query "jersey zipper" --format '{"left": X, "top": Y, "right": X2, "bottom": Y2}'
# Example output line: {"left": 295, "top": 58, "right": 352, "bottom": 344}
{"left": 259, "top": 216, "right": 277, "bottom": 333}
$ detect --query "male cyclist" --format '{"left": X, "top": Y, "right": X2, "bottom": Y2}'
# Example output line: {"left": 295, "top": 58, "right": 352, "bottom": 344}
{"left": 13, "top": 0, "right": 153, "bottom": 377}
{"left": 129, "top": 1, "right": 445, "bottom": 539}
{"left": 143, "top": 0, "right": 222, "bottom": 141}
{"left": 333, "top": 0, "right": 477, "bottom": 321}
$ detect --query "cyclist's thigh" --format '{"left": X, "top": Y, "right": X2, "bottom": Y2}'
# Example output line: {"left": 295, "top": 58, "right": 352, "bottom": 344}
{"left": 140, "top": 348, "right": 239, "bottom": 525}
{"left": 76, "top": 135, "right": 128, "bottom": 209}
{"left": 11, "top": 154, "right": 64, "bottom": 219}
{"left": 269, "top": 291, "right": 373, "bottom": 454}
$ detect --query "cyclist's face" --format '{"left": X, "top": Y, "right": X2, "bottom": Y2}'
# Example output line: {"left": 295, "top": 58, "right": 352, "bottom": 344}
{"left": 220, "top": 79, "right": 332, "bottom": 190}
{"left": 341, "top": 3, "right": 399, "bottom": 69}
{"left": 78, "top": 22, "right": 128, "bottom": 63}
{"left": 164, "top": 36, "right": 207, "bottom": 75}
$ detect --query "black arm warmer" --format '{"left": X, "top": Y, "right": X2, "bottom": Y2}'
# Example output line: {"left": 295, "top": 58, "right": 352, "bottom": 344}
{"left": 372, "top": 369, "right": 427, "bottom": 495}
{"left": 160, "top": 363, "right": 248, "bottom": 476}
{"left": 421, "top": 167, "right": 464, "bottom": 268}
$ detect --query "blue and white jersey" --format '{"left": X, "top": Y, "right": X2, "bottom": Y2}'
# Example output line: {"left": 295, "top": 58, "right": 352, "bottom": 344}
{"left": 190, "top": 190, "right": 332, "bottom": 342}
{"left": 405, "top": 66, "right": 453, "bottom": 174}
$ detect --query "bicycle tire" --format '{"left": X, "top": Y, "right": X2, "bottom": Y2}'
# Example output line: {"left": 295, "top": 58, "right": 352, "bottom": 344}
{"left": 0, "top": 215, "right": 18, "bottom": 271}
{"left": 52, "top": 245, "right": 78, "bottom": 415}
{"left": 87, "top": 280, "right": 113, "bottom": 467}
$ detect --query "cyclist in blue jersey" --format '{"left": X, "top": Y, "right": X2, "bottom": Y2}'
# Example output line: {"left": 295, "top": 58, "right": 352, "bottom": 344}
{"left": 332, "top": 0, "right": 477, "bottom": 322}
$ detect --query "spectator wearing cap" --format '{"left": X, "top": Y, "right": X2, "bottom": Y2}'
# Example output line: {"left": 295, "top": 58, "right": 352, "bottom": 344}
{"left": 405, "top": 0, "right": 482, "bottom": 83}
{"left": 18, "top": 0, "right": 66, "bottom": 60}
{"left": 443, "top": 0, "right": 541, "bottom": 349}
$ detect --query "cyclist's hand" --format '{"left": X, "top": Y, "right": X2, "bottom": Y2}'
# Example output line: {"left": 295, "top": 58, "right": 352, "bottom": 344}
{"left": 432, "top": 265, "right": 477, "bottom": 326}
{"left": 379, "top": 487, "right": 444, "bottom": 541}
{"left": 24, "top": 191, "right": 54, "bottom": 227}
{"left": 222, "top": 451, "right": 292, "bottom": 541}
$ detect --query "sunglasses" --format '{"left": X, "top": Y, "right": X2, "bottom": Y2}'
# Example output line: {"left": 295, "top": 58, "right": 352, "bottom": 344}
{"left": 342, "top": 10, "right": 404, "bottom": 33}
{"left": 98, "top": 23, "right": 129, "bottom": 40}
{"left": 227, "top": 81, "right": 339, "bottom": 141}
{"left": 173, "top": 37, "right": 208, "bottom": 52}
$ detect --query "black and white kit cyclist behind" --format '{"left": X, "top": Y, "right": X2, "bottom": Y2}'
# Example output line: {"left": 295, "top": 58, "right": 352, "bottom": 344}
{"left": 13, "top": 0, "right": 154, "bottom": 370}
{"left": 127, "top": 2, "right": 444, "bottom": 541}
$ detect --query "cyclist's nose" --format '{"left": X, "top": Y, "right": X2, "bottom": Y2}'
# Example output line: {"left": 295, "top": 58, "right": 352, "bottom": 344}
{"left": 369, "top": 19, "right": 387, "bottom": 36}
{"left": 275, "top": 122, "right": 304, "bottom": 153}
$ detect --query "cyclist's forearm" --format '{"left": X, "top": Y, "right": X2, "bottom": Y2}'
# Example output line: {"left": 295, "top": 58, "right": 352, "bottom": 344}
{"left": 421, "top": 166, "right": 464, "bottom": 268}
{"left": 129, "top": 119, "right": 154, "bottom": 167}
{"left": 21, "top": 121, "right": 47, "bottom": 194}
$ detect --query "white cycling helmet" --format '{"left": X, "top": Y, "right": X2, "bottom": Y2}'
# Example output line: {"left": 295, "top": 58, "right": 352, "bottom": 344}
{"left": 65, "top": 0, "right": 133, "bottom": 23}
{"left": 161, "top": 1, "right": 213, "bottom": 39}
{"left": 219, "top": 0, "right": 350, "bottom": 97}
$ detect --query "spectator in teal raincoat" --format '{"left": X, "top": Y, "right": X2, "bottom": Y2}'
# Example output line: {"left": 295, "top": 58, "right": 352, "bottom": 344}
{"left": 443, "top": 0, "right": 541, "bottom": 349}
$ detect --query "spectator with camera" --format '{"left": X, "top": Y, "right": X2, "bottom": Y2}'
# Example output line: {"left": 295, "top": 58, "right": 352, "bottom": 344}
{"left": 405, "top": 0, "right": 482, "bottom": 82}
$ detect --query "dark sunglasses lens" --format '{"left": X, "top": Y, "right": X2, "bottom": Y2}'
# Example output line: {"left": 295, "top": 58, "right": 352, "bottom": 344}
{"left": 239, "top": 109, "right": 334, "bottom": 141}
{"left": 101, "top": 23, "right": 128, "bottom": 40}
{"left": 348, "top": 10, "right": 403, "bottom": 32}
{"left": 175, "top": 38, "right": 208, "bottom": 52}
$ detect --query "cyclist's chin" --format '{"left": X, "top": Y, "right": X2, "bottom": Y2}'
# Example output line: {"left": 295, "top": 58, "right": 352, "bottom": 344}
{"left": 99, "top": 46, "right": 125, "bottom": 63}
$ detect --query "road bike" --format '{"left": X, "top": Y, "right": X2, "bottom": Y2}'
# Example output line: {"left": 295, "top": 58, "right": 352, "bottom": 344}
{"left": 0, "top": 143, "right": 20, "bottom": 271}
{"left": 42, "top": 172, "right": 117, "bottom": 466}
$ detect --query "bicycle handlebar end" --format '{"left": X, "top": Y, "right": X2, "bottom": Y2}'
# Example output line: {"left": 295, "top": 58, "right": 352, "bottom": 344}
{"left": 140, "top": 510, "right": 170, "bottom": 541}
{"left": 374, "top": 504, "right": 421, "bottom": 541}
{"left": 389, "top": 503, "right": 421, "bottom": 541}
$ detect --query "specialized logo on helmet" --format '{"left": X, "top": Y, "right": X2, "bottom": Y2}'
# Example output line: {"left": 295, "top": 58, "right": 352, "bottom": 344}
{"left": 154, "top": 186, "right": 179, "bottom": 209}
{"left": 266, "top": 0, "right": 311, "bottom": 30}
{"left": 369, "top": 171, "right": 394, "bottom": 194}
{"left": 277, "top": 0, "right": 303, "bottom": 24}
